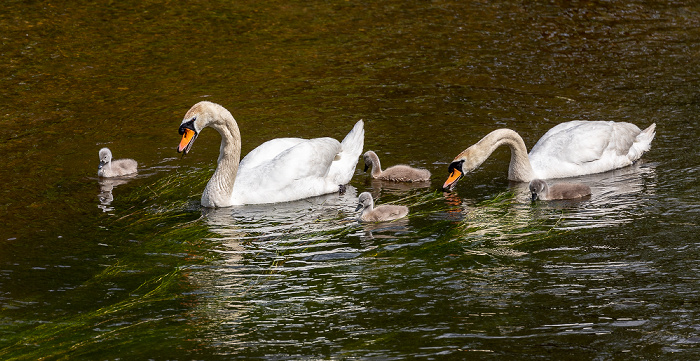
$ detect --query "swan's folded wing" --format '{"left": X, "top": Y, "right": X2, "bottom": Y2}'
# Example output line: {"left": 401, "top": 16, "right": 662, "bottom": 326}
{"left": 236, "top": 138, "right": 342, "bottom": 191}
{"left": 238, "top": 137, "right": 306, "bottom": 170}
{"left": 530, "top": 121, "right": 622, "bottom": 165}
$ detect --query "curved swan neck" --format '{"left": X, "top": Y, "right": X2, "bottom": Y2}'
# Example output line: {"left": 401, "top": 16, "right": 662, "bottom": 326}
{"left": 457, "top": 128, "right": 535, "bottom": 182}
{"left": 366, "top": 151, "right": 383, "bottom": 176}
{"left": 201, "top": 104, "right": 242, "bottom": 207}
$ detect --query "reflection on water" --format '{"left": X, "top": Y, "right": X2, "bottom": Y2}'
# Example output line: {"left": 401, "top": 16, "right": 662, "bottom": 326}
{"left": 527, "top": 161, "right": 657, "bottom": 230}
{"left": 97, "top": 177, "right": 133, "bottom": 212}
{"left": 2, "top": 0, "right": 698, "bottom": 358}
{"left": 363, "top": 177, "right": 431, "bottom": 199}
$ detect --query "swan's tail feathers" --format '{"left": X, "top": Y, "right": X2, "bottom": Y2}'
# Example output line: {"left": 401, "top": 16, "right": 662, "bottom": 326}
{"left": 341, "top": 119, "right": 365, "bottom": 158}
{"left": 629, "top": 123, "right": 656, "bottom": 161}
{"left": 332, "top": 119, "right": 365, "bottom": 184}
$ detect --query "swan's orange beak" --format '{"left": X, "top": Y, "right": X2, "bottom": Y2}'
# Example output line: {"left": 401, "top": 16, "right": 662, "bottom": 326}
{"left": 178, "top": 128, "right": 197, "bottom": 154}
{"left": 443, "top": 160, "right": 465, "bottom": 191}
{"left": 443, "top": 169, "right": 462, "bottom": 191}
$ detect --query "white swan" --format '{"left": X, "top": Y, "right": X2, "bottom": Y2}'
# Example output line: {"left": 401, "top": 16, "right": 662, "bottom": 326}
{"left": 362, "top": 150, "right": 431, "bottom": 182}
{"left": 529, "top": 179, "right": 591, "bottom": 201}
{"left": 177, "top": 101, "right": 365, "bottom": 207}
{"left": 355, "top": 192, "right": 409, "bottom": 222}
{"left": 97, "top": 148, "right": 137, "bottom": 177}
{"left": 443, "top": 120, "right": 656, "bottom": 190}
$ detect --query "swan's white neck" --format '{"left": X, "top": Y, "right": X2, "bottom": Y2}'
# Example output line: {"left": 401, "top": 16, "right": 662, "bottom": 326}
{"left": 200, "top": 108, "right": 242, "bottom": 208}
{"left": 457, "top": 128, "right": 536, "bottom": 182}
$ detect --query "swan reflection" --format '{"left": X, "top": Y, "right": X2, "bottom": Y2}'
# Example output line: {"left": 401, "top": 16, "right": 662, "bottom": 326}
{"left": 449, "top": 161, "right": 657, "bottom": 233}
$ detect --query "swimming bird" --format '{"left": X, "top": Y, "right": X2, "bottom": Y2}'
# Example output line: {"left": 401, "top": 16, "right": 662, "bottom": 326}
{"left": 177, "top": 101, "right": 364, "bottom": 207}
{"left": 362, "top": 150, "right": 431, "bottom": 182}
{"left": 443, "top": 120, "right": 656, "bottom": 191}
{"left": 355, "top": 192, "right": 409, "bottom": 222}
{"left": 97, "top": 148, "right": 137, "bottom": 177}
{"left": 529, "top": 179, "right": 591, "bottom": 201}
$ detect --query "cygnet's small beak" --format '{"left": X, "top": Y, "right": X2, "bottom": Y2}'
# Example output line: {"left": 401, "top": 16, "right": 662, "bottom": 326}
{"left": 363, "top": 163, "right": 369, "bottom": 172}
{"left": 98, "top": 161, "right": 107, "bottom": 170}
{"left": 355, "top": 203, "right": 363, "bottom": 212}
{"left": 531, "top": 192, "right": 538, "bottom": 202}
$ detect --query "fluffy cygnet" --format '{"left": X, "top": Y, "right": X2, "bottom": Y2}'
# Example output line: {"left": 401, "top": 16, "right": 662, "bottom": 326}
{"left": 529, "top": 179, "right": 591, "bottom": 201}
{"left": 355, "top": 191, "right": 409, "bottom": 222}
{"left": 98, "top": 147, "right": 138, "bottom": 177}
{"left": 363, "top": 150, "right": 431, "bottom": 182}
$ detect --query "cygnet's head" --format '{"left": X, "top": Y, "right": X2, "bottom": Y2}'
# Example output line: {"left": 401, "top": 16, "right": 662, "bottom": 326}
{"left": 529, "top": 179, "right": 549, "bottom": 201}
{"left": 98, "top": 148, "right": 113, "bottom": 169}
{"left": 355, "top": 191, "right": 374, "bottom": 212}
{"left": 362, "top": 151, "right": 377, "bottom": 172}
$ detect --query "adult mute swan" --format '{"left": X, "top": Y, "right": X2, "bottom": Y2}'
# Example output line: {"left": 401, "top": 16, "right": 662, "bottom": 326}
{"left": 97, "top": 148, "right": 137, "bottom": 177}
{"left": 177, "top": 101, "right": 365, "bottom": 207}
{"left": 529, "top": 179, "right": 591, "bottom": 201}
{"left": 355, "top": 192, "right": 409, "bottom": 222}
{"left": 443, "top": 120, "right": 656, "bottom": 191}
{"left": 362, "top": 150, "right": 431, "bottom": 182}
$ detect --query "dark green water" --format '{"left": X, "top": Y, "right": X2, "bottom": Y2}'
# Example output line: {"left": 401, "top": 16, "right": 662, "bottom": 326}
{"left": 1, "top": 0, "right": 699, "bottom": 359}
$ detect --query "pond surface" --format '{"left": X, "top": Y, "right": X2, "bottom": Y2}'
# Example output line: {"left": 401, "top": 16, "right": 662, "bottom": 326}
{"left": 1, "top": 0, "right": 699, "bottom": 359}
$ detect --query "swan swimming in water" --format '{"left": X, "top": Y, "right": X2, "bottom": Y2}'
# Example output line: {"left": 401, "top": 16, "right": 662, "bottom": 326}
{"left": 177, "top": 101, "right": 364, "bottom": 207}
{"left": 97, "top": 148, "right": 137, "bottom": 177}
{"left": 355, "top": 192, "right": 409, "bottom": 222}
{"left": 444, "top": 120, "right": 656, "bottom": 191}
{"left": 362, "top": 150, "right": 431, "bottom": 182}
{"left": 529, "top": 179, "right": 591, "bottom": 201}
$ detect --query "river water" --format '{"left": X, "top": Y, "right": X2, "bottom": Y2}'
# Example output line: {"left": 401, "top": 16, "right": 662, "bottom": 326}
{"left": 1, "top": 0, "right": 699, "bottom": 359}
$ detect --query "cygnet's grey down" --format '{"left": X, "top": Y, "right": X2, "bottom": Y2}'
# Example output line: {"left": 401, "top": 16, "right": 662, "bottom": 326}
{"left": 529, "top": 179, "right": 591, "bottom": 201}
{"left": 355, "top": 191, "right": 409, "bottom": 222}
{"left": 363, "top": 150, "right": 431, "bottom": 182}
{"left": 97, "top": 147, "right": 138, "bottom": 177}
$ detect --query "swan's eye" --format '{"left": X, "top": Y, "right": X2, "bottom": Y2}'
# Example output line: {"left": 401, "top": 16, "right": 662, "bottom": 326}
{"left": 179, "top": 118, "right": 197, "bottom": 135}
{"left": 447, "top": 160, "right": 464, "bottom": 173}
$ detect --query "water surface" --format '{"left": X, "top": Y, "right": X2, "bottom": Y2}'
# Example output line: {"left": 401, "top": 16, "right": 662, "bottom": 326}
{"left": 1, "top": 0, "right": 699, "bottom": 359}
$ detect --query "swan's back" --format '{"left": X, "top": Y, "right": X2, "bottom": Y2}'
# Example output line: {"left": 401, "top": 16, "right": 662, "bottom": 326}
{"left": 230, "top": 120, "right": 364, "bottom": 205}
{"left": 528, "top": 121, "right": 655, "bottom": 179}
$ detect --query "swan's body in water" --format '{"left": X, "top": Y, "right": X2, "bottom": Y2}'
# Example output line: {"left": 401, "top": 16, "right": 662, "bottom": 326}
{"left": 444, "top": 120, "right": 656, "bottom": 190}
{"left": 529, "top": 179, "right": 591, "bottom": 201}
{"left": 355, "top": 192, "right": 409, "bottom": 222}
{"left": 97, "top": 148, "right": 137, "bottom": 177}
{"left": 362, "top": 150, "right": 431, "bottom": 182}
{"left": 177, "top": 101, "right": 365, "bottom": 207}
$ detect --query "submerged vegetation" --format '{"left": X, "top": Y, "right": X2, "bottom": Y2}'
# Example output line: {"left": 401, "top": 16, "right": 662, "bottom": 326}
{"left": 0, "top": 164, "right": 583, "bottom": 359}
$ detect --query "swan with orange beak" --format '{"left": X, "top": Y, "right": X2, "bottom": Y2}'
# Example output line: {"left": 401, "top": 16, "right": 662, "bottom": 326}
{"left": 442, "top": 121, "right": 656, "bottom": 192}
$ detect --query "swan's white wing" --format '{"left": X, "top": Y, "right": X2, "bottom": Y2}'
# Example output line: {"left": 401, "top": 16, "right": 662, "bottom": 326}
{"left": 231, "top": 138, "right": 342, "bottom": 204}
{"left": 529, "top": 121, "right": 644, "bottom": 179}
{"left": 238, "top": 138, "right": 306, "bottom": 170}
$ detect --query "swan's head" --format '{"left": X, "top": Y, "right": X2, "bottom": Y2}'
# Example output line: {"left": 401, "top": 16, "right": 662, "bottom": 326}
{"left": 177, "top": 101, "right": 238, "bottom": 155}
{"left": 98, "top": 147, "right": 112, "bottom": 169}
{"left": 528, "top": 179, "right": 548, "bottom": 201}
{"left": 355, "top": 192, "right": 374, "bottom": 212}
{"left": 362, "top": 151, "right": 376, "bottom": 172}
{"left": 443, "top": 144, "right": 487, "bottom": 191}
{"left": 443, "top": 160, "right": 465, "bottom": 191}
